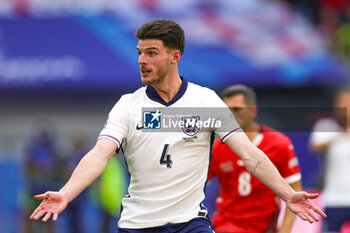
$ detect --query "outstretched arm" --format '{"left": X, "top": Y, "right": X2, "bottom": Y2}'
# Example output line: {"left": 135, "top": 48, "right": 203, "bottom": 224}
{"left": 225, "top": 132, "right": 326, "bottom": 223}
{"left": 310, "top": 139, "right": 335, "bottom": 153}
{"left": 30, "top": 138, "right": 117, "bottom": 222}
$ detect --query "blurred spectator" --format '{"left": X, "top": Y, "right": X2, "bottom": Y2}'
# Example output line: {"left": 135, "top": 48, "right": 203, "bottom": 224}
{"left": 310, "top": 86, "right": 350, "bottom": 233}
{"left": 285, "top": 0, "right": 350, "bottom": 67}
{"left": 286, "top": 0, "right": 319, "bottom": 24}
{"left": 12, "top": 0, "right": 30, "bottom": 16}
{"left": 331, "top": 21, "right": 350, "bottom": 65}
{"left": 318, "top": 0, "right": 350, "bottom": 62}
{"left": 318, "top": 1, "right": 343, "bottom": 36}
{"left": 320, "top": 0, "right": 349, "bottom": 23}
{"left": 285, "top": 0, "right": 349, "bottom": 29}
{"left": 24, "top": 120, "right": 64, "bottom": 233}
{"left": 330, "top": 2, "right": 350, "bottom": 67}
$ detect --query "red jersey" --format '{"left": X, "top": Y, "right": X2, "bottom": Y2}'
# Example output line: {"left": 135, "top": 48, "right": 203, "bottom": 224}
{"left": 208, "top": 125, "right": 301, "bottom": 233}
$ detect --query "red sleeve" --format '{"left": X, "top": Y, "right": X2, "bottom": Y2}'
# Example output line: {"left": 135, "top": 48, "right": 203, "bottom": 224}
{"left": 277, "top": 137, "right": 301, "bottom": 183}
{"left": 207, "top": 139, "right": 222, "bottom": 180}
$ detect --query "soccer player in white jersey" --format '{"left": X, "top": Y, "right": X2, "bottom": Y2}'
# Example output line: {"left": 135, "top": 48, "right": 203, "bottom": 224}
{"left": 30, "top": 19, "right": 326, "bottom": 233}
{"left": 310, "top": 86, "right": 350, "bottom": 233}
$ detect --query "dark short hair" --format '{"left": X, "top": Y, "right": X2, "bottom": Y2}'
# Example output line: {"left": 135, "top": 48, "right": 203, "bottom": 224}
{"left": 221, "top": 84, "right": 257, "bottom": 105}
{"left": 136, "top": 19, "right": 185, "bottom": 55}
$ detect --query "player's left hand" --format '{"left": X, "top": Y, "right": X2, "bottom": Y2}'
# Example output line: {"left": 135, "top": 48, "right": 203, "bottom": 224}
{"left": 286, "top": 191, "right": 326, "bottom": 223}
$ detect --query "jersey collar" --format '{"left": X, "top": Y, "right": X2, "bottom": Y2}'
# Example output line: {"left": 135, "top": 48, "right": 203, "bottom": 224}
{"left": 145, "top": 76, "right": 188, "bottom": 107}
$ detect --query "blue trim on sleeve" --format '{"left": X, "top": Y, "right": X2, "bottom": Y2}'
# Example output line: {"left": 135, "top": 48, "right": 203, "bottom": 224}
{"left": 221, "top": 127, "right": 242, "bottom": 143}
{"left": 99, "top": 134, "right": 121, "bottom": 147}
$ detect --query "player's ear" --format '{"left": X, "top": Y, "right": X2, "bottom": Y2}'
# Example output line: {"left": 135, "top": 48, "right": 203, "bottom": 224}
{"left": 170, "top": 50, "right": 181, "bottom": 64}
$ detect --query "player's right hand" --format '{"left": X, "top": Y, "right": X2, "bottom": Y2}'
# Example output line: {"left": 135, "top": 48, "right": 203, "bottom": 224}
{"left": 286, "top": 191, "right": 326, "bottom": 223}
{"left": 29, "top": 191, "right": 68, "bottom": 222}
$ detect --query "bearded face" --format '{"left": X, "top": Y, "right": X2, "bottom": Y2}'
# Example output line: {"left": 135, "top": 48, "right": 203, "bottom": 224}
{"left": 137, "top": 39, "right": 172, "bottom": 86}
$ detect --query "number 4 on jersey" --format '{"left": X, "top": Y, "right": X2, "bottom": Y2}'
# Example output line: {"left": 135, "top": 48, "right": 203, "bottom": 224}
{"left": 160, "top": 144, "right": 173, "bottom": 168}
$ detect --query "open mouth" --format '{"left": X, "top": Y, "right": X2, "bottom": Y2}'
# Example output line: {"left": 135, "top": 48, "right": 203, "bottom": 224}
{"left": 141, "top": 68, "right": 151, "bottom": 74}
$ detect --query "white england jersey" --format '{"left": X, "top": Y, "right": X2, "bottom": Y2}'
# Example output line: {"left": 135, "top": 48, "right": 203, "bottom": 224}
{"left": 310, "top": 118, "right": 350, "bottom": 207}
{"left": 99, "top": 78, "right": 241, "bottom": 229}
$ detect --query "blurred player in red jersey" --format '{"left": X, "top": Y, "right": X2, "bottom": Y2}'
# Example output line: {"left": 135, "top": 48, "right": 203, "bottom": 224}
{"left": 208, "top": 85, "right": 302, "bottom": 233}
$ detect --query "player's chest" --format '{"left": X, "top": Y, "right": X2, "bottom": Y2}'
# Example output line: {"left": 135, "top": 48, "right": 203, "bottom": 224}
{"left": 128, "top": 104, "right": 213, "bottom": 140}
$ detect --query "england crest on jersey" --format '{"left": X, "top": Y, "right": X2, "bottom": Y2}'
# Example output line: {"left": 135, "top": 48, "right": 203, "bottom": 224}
{"left": 182, "top": 116, "right": 200, "bottom": 136}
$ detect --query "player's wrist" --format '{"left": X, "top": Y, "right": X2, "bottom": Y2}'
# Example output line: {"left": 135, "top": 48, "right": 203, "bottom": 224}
{"left": 282, "top": 188, "right": 295, "bottom": 203}
{"left": 58, "top": 189, "right": 73, "bottom": 203}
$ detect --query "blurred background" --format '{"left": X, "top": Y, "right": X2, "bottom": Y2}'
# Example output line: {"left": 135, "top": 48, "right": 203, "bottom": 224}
{"left": 0, "top": 0, "right": 349, "bottom": 232}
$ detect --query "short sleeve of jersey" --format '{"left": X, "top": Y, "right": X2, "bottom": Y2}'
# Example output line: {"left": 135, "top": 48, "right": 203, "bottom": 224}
{"left": 310, "top": 118, "right": 341, "bottom": 146}
{"left": 98, "top": 95, "right": 130, "bottom": 148}
{"left": 277, "top": 137, "right": 301, "bottom": 184}
{"left": 205, "top": 90, "right": 242, "bottom": 142}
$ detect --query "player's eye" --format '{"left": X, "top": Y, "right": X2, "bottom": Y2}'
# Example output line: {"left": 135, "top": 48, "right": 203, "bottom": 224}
{"left": 230, "top": 107, "right": 243, "bottom": 112}
{"left": 148, "top": 51, "right": 156, "bottom": 56}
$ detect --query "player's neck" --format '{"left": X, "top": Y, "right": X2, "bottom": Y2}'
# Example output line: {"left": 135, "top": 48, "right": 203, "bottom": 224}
{"left": 152, "top": 74, "right": 182, "bottom": 103}
{"left": 244, "top": 122, "right": 260, "bottom": 142}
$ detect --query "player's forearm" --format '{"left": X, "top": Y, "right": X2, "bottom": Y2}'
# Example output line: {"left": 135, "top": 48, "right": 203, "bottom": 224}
{"left": 311, "top": 140, "right": 333, "bottom": 153}
{"left": 59, "top": 139, "right": 117, "bottom": 203}
{"left": 225, "top": 133, "right": 295, "bottom": 202}
{"left": 310, "top": 132, "right": 345, "bottom": 153}
{"left": 59, "top": 150, "right": 107, "bottom": 202}
{"left": 248, "top": 149, "right": 294, "bottom": 202}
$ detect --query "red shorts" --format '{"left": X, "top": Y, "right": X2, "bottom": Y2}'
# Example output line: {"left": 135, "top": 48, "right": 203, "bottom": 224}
{"left": 213, "top": 211, "right": 279, "bottom": 233}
